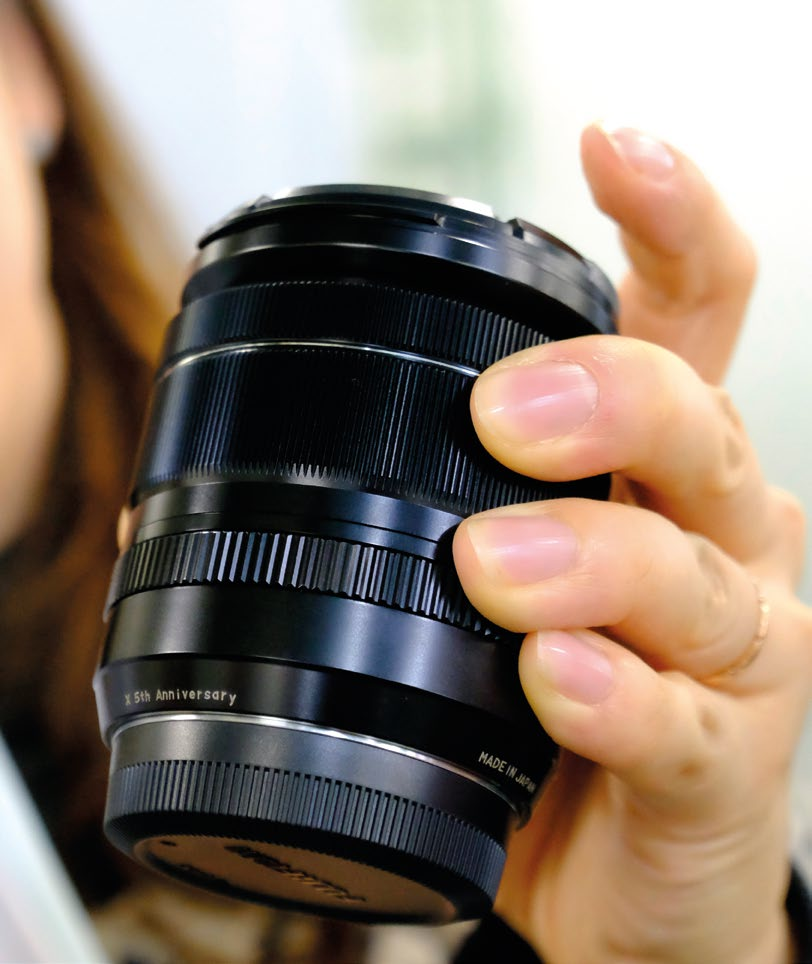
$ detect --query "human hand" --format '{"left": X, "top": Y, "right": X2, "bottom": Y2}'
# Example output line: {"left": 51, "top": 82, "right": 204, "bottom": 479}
{"left": 452, "top": 124, "right": 811, "bottom": 964}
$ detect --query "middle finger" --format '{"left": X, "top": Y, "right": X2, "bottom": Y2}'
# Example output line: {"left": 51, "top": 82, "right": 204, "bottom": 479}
{"left": 470, "top": 333, "right": 785, "bottom": 571}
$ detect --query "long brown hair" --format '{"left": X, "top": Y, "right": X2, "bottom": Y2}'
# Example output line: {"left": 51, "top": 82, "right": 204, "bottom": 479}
{"left": 0, "top": 11, "right": 374, "bottom": 961}
{"left": 0, "top": 0, "right": 180, "bottom": 900}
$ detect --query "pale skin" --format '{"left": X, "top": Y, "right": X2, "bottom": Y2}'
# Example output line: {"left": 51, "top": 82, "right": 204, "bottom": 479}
{"left": 2, "top": 6, "right": 810, "bottom": 961}
{"left": 453, "top": 125, "right": 812, "bottom": 963}
{"left": 0, "top": 0, "right": 65, "bottom": 551}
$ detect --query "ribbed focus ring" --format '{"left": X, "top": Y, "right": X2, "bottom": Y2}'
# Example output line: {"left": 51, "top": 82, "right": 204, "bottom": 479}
{"left": 107, "top": 760, "right": 506, "bottom": 900}
{"left": 106, "top": 529, "right": 501, "bottom": 638}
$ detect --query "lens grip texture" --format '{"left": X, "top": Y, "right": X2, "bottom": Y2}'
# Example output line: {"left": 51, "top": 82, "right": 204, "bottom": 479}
{"left": 136, "top": 346, "right": 601, "bottom": 514}
{"left": 163, "top": 280, "right": 559, "bottom": 372}
{"left": 107, "top": 759, "right": 506, "bottom": 900}
{"left": 107, "top": 528, "right": 499, "bottom": 637}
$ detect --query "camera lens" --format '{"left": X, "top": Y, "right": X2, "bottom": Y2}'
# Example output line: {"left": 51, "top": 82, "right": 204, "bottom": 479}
{"left": 94, "top": 186, "right": 616, "bottom": 923}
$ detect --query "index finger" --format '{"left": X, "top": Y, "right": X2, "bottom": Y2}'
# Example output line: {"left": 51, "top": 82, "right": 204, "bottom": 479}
{"left": 580, "top": 123, "right": 757, "bottom": 384}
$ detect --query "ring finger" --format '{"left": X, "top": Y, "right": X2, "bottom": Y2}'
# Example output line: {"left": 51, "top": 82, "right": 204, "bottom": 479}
{"left": 453, "top": 498, "right": 798, "bottom": 691}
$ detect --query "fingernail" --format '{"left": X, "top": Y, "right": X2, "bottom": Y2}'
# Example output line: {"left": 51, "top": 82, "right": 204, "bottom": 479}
{"left": 533, "top": 630, "right": 614, "bottom": 704}
{"left": 474, "top": 361, "right": 598, "bottom": 443}
{"left": 466, "top": 515, "right": 577, "bottom": 584}
{"left": 601, "top": 124, "right": 676, "bottom": 181}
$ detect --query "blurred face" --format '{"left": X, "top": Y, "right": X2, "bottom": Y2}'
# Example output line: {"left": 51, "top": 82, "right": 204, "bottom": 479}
{"left": 0, "top": 0, "right": 66, "bottom": 550}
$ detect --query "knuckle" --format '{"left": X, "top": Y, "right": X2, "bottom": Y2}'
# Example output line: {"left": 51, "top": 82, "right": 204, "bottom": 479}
{"left": 702, "top": 229, "right": 758, "bottom": 309}
{"left": 771, "top": 485, "right": 807, "bottom": 544}
{"left": 631, "top": 349, "right": 692, "bottom": 461}
{"left": 702, "top": 387, "right": 750, "bottom": 499}
{"left": 711, "top": 386, "right": 744, "bottom": 433}
{"left": 730, "top": 232, "right": 758, "bottom": 296}
{"left": 622, "top": 676, "right": 725, "bottom": 794}
{"left": 663, "top": 680, "right": 731, "bottom": 786}
{"left": 686, "top": 534, "right": 737, "bottom": 655}
{"left": 762, "top": 486, "right": 807, "bottom": 584}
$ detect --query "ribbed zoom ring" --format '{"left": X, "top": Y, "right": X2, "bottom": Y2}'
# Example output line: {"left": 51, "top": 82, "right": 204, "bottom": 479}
{"left": 134, "top": 345, "right": 572, "bottom": 515}
{"left": 107, "top": 760, "right": 506, "bottom": 900}
{"left": 162, "top": 280, "right": 553, "bottom": 373}
{"left": 106, "top": 529, "right": 501, "bottom": 637}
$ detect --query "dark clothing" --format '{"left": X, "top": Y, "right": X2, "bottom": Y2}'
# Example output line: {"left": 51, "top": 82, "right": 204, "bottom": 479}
{"left": 455, "top": 913, "right": 539, "bottom": 963}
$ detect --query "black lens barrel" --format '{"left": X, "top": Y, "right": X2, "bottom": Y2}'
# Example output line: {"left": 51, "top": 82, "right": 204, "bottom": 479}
{"left": 95, "top": 186, "right": 615, "bottom": 923}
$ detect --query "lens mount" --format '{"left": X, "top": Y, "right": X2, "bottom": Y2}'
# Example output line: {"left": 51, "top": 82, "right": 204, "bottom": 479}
{"left": 105, "top": 713, "right": 510, "bottom": 922}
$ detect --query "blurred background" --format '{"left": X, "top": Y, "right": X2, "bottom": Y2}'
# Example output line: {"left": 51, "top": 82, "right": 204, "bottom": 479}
{"left": 49, "top": 0, "right": 812, "bottom": 602}
{"left": 33, "top": 0, "right": 812, "bottom": 952}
